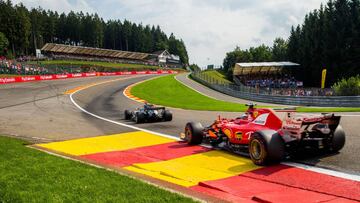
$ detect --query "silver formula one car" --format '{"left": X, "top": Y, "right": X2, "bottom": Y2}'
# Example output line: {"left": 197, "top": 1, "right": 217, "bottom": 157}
{"left": 124, "top": 103, "right": 173, "bottom": 123}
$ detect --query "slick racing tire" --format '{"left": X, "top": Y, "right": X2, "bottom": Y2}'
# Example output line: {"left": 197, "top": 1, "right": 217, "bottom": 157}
{"left": 124, "top": 110, "right": 131, "bottom": 120}
{"left": 135, "top": 112, "right": 145, "bottom": 124}
{"left": 328, "top": 125, "right": 346, "bottom": 152}
{"left": 184, "top": 122, "right": 204, "bottom": 145}
{"left": 249, "top": 130, "right": 285, "bottom": 166}
{"left": 163, "top": 110, "right": 173, "bottom": 121}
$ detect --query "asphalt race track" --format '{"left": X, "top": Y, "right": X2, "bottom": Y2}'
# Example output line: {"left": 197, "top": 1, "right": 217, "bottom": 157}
{"left": 1, "top": 74, "right": 360, "bottom": 176}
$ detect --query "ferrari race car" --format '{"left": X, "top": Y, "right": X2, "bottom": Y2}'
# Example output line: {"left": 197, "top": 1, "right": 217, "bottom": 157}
{"left": 124, "top": 103, "right": 172, "bottom": 123}
{"left": 181, "top": 103, "right": 345, "bottom": 165}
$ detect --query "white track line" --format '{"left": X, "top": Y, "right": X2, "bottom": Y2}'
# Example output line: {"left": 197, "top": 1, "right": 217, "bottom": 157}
{"left": 174, "top": 73, "right": 220, "bottom": 100}
{"left": 69, "top": 75, "right": 360, "bottom": 182}
{"left": 283, "top": 162, "right": 360, "bottom": 181}
{"left": 70, "top": 77, "right": 180, "bottom": 141}
{"left": 340, "top": 114, "right": 360, "bottom": 117}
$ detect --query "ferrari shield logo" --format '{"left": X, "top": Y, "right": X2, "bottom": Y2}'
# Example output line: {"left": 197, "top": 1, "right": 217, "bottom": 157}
{"left": 235, "top": 132, "right": 243, "bottom": 140}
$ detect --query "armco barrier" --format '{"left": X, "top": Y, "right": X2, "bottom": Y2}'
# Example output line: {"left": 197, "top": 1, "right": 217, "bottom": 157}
{"left": 0, "top": 70, "right": 176, "bottom": 85}
{"left": 191, "top": 74, "right": 360, "bottom": 107}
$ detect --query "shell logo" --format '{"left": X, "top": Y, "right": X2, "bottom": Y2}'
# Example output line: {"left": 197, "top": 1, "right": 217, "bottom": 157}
{"left": 223, "top": 128, "right": 232, "bottom": 138}
{"left": 253, "top": 111, "right": 259, "bottom": 118}
{"left": 235, "top": 132, "right": 243, "bottom": 140}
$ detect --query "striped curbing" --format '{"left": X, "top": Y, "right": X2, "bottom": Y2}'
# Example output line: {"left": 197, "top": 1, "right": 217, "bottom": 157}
{"left": 36, "top": 132, "right": 360, "bottom": 202}
{"left": 123, "top": 84, "right": 147, "bottom": 103}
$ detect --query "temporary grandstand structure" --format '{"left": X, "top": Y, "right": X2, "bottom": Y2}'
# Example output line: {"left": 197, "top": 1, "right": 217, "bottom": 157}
{"left": 233, "top": 62, "right": 300, "bottom": 76}
{"left": 41, "top": 43, "right": 154, "bottom": 61}
{"left": 232, "top": 62, "right": 301, "bottom": 86}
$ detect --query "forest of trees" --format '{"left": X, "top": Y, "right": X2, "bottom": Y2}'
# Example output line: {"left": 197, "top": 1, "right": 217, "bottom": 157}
{"left": 0, "top": 0, "right": 189, "bottom": 64}
{"left": 223, "top": 0, "right": 360, "bottom": 87}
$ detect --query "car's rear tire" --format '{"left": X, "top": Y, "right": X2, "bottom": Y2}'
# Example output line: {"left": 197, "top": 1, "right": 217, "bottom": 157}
{"left": 124, "top": 110, "right": 131, "bottom": 120}
{"left": 328, "top": 125, "right": 346, "bottom": 152}
{"left": 249, "top": 130, "right": 285, "bottom": 165}
{"left": 184, "top": 122, "right": 204, "bottom": 145}
{"left": 163, "top": 110, "right": 173, "bottom": 121}
{"left": 135, "top": 112, "right": 145, "bottom": 124}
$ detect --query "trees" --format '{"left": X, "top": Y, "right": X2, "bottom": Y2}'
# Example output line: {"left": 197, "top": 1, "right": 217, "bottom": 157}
{"left": 0, "top": 0, "right": 188, "bottom": 64}
{"left": 14, "top": 3, "right": 30, "bottom": 55}
{"left": 0, "top": 32, "right": 9, "bottom": 55}
{"left": 249, "top": 45, "right": 272, "bottom": 62}
{"left": 168, "top": 34, "right": 189, "bottom": 65}
{"left": 332, "top": 75, "right": 360, "bottom": 95}
{"left": 224, "top": 0, "right": 360, "bottom": 87}
{"left": 222, "top": 45, "right": 273, "bottom": 80}
{"left": 272, "top": 38, "right": 288, "bottom": 61}
{"left": 286, "top": 0, "right": 360, "bottom": 87}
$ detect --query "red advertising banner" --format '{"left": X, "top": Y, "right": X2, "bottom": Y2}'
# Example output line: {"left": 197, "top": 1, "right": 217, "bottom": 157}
{"left": 0, "top": 70, "right": 177, "bottom": 84}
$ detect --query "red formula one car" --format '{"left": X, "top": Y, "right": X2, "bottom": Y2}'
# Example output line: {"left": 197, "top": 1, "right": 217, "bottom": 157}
{"left": 181, "top": 104, "right": 345, "bottom": 165}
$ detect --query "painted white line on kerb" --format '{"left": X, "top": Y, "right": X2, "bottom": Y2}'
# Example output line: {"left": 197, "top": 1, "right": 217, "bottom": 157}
{"left": 283, "top": 162, "right": 360, "bottom": 182}
{"left": 69, "top": 76, "right": 360, "bottom": 182}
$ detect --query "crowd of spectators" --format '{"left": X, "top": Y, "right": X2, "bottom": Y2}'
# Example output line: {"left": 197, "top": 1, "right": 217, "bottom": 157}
{"left": 241, "top": 76, "right": 303, "bottom": 89}
{"left": 0, "top": 57, "right": 51, "bottom": 75}
{"left": 233, "top": 74, "right": 334, "bottom": 96}
{"left": 270, "top": 88, "right": 334, "bottom": 96}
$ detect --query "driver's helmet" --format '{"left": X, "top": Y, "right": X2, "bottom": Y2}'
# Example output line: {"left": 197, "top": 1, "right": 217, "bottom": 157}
{"left": 238, "top": 113, "right": 248, "bottom": 120}
{"left": 144, "top": 102, "right": 154, "bottom": 109}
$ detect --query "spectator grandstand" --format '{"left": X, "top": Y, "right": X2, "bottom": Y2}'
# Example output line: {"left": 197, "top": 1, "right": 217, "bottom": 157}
{"left": 41, "top": 43, "right": 182, "bottom": 68}
{"left": 231, "top": 62, "right": 336, "bottom": 96}
{"left": 233, "top": 62, "right": 302, "bottom": 87}
{"left": 193, "top": 68, "right": 335, "bottom": 97}
{"left": 41, "top": 43, "right": 150, "bottom": 60}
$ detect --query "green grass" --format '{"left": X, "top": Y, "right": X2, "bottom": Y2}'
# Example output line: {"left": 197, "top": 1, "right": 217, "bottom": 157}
{"left": 200, "top": 70, "right": 232, "bottom": 84}
{"left": 296, "top": 107, "right": 360, "bottom": 112}
{"left": 131, "top": 74, "right": 268, "bottom": 112}
{"left": 131, "top": 74, "right": 360, "bottom": 112}
{"left": 0, "top": 136, "right": 196, "bottom": 203}
{"left": 0, "top": 74, "right": 27, "bottom": 78}
{"left": 28, "top": 60, "right": 160, "bottom": 69}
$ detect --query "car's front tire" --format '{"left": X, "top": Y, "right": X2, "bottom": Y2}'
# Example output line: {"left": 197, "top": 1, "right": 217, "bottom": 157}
{"left": 184, "top": 122, "right": 204, "bottom": 145}
{"left": 124, "top": 110, "right": 131, "bottom": 120}
{"left": 249, "top": 130, "right": 285, "bottom": 165}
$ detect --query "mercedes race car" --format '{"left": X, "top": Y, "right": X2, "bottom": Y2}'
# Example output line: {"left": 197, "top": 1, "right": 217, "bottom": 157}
{"left": 181, "top": 103, "right": 345, "bottom": 165}
{"left": 124, "top": 103, "right": 173, "bottom": 123}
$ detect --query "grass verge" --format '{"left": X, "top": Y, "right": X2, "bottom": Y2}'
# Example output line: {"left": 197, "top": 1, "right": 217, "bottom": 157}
{"left": 131, "top": 74, "right": 360, "bottom": 112}
{"left": 296, "top": 107, "right": 360, "bottom": 112}
{"left": 0, "top": 74, "right": 31, "bottom": 78}
{"left": 0, "top": 136, "right": 196, "bottom": 202}
{"left": 200, "top": 70, "right": 232, "bottom": 84}
{"left": 28, "top": 60, "right": 160, "bottom": 69}
{"left": 131, "top": 74, "right": 271, "bottom": 112}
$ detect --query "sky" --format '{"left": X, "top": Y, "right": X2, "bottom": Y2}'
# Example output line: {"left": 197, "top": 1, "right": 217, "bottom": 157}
{"left": 14, "top": 0, "right": 327, "bottom": 67}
